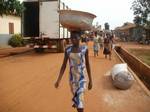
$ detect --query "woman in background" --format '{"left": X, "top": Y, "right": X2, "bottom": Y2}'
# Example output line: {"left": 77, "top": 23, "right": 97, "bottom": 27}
{"left": 103, "top": 33, "right": 112, "bottom": 60}
{"left": 93, "top": 32, "right": 100, "bottom": 57}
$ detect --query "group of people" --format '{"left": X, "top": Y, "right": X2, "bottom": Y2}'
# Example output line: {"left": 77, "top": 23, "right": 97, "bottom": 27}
{"left": 93, "top": 31, "right": 114, "bottom": 60}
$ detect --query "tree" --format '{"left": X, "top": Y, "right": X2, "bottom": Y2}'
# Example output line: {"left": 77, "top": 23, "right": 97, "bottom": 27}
{"left": 0, "top": 0, "right": 24, "bottom": 16}
{"left": 104, "top": 22, "right": 110, "bottom": 30}
{"left": 0, "top": 0, "right": 5, "bottom": 16}
{"left": 133, "top": 16, "right": 142, "bottom": 26}
{"left": 131, "top": 0, "right": 150, "bottom": 29}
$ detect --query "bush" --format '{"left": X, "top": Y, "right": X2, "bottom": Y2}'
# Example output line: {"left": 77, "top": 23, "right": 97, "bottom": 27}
{"left": 8, "top": 34, "right": 25, "bottom": 47}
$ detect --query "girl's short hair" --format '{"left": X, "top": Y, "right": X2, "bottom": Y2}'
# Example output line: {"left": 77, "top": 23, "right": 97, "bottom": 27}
{"left": 71, "top": 31, "right": 81, "bottom": 39}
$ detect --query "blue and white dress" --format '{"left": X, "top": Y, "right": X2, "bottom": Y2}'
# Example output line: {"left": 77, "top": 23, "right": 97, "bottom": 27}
{"left": 66, "top": 45, "right": 87, "bottom": 109}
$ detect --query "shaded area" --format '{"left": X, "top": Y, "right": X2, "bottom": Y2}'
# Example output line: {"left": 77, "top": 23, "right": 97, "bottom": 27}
{"left": 23, "top": 1, "right": 39, "bottom": 37}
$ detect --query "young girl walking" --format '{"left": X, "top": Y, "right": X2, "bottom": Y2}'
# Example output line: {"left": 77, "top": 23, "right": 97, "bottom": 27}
{"left": 55, "top": 31, "right": 92, "bottom": 112}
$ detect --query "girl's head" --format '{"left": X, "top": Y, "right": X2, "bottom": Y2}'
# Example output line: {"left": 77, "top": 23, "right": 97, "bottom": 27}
{"left": 71, "top": 31, "right": 81, "bottom": 46}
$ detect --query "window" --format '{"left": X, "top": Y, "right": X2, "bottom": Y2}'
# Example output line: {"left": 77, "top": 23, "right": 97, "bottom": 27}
{"left": 9, "top": 23, "right": 14, "bottom": 34}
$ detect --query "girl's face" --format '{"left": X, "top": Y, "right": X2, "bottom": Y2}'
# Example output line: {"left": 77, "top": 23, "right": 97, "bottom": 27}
{"left": 71, "top": 37, "right": 80, "bottom": 46}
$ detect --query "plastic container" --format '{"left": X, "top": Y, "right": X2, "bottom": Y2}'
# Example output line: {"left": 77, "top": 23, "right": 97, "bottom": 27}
{"left": 59, "top": 10, "right": 96, "bottom": 31}
{"left": 111, "top": 63, "right": 134, "bottom": 90}
{"left": 111, "top": 63, "right": 128, "bottom": 80}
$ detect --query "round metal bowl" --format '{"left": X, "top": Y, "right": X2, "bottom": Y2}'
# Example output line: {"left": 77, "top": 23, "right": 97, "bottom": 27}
{"left": 59, "top": 10, "right": 96, "bottom": 31}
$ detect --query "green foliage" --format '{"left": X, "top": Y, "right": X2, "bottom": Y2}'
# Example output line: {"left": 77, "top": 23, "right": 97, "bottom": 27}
{"left": 0, "top": 0, "right": 24, "bottom": 16}
{"left": 8, "top": 34, "right": 25, "bottom": 47}
{"left": 133, "top": 16, "right": 142, "bottom": 25}
{"left": 0, "top": 0, "right": 5, "bottom": 16}
{"left": 131, "top": 0, "right": 150, "bottom": 29}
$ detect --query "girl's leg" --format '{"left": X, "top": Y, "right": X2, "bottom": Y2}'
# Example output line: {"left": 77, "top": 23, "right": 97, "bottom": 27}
{"left": 97, "top": 51, "right": 98, "bottom": 56}
{"left": 105, "top": 55, "right": 107, "bottom": 59}
{"left": 77, "top": 108, "right": 84, "bottom": 112}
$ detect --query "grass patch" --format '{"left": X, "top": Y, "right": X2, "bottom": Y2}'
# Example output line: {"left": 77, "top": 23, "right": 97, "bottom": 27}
{"left": 129, "top": 49, "right": 150, "bottom": 66}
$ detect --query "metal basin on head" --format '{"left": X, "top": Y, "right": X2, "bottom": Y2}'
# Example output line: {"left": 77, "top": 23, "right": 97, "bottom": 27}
{"left": 59, "top": 10, "right": 96, "bottom": 31}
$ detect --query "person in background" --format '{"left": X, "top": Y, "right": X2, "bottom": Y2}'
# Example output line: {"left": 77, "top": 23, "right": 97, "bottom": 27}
{"left": 103, "top": 33, "right": 112, "bottom": 60}
{"left": 55, "top": 31, "right": 92, "bottom": 112}
{"left": 98, "top": 33, "right": 104, "bottom": 49}
{"left": 93, "top": 32, "right": 100, "bottom": 57}
{"left": 81, "top": 34, "right": 86, "bottom": 43}
{"left": 110, "top": 32, "right": 114, "bottom": 49}
{"left": 85, "top": 34, "right": 89, "bottom": 45}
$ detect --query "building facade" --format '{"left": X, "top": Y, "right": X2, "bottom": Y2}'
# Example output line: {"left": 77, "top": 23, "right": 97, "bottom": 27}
{"left": 0, "top": 15, "right": 21, "bottom": 47}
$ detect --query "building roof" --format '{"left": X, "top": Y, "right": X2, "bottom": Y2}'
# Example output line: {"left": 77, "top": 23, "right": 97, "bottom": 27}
{"left": 115, "top": 22, "right": 136, "bottom": 31}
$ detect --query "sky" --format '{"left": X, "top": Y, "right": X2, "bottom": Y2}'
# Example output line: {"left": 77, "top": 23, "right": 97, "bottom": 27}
{"left": 20, "top": 0, "right": 135, "bottom": 30}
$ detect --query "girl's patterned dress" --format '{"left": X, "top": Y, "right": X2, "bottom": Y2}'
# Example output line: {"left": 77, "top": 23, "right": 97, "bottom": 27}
{"left": 66, "top": 45, "right": 87, "bottom": 109}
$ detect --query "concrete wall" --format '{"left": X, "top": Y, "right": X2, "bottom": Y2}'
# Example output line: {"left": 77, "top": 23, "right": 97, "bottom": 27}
{"left": 0, "top": 15, "right": 21, "bottom": 47}
{"left": 115, "top": 46, "right": 150, "bottom": 89}
{"left": 0, "top": 34, "right": 11, "bottom": 47}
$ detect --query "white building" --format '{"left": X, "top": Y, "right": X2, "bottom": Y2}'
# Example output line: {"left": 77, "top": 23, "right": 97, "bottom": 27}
{"left": 0, "top": 0, "right": 25, "bottom": 47}
{"left": 0, "top": 0, "right": 70, "bottom": 47}
{"left": 0, "top": 15, "right": 21, "bottom": 47}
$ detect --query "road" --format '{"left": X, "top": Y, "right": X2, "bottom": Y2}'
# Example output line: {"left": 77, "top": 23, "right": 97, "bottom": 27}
{"left": 0, "top": 42, "right": 150, "bottom": 112}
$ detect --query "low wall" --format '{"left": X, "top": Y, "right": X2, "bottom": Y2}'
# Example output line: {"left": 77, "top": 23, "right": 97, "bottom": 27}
{"left": 0, "top": 34, "right": 11, "bottom": 47}
{"left": 115, "top": 46, "right": 150, "bottom": 89}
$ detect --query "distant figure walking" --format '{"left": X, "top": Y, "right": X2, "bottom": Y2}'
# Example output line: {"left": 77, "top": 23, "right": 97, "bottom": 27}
{"left": 93, "top": 32, "right": 100, "bottom": 57}
{"left": 81, "top": 34, "right": 89, "bottom": 45}
{"left": 98, "top": 33, "right": 104, "bottom": 49}
{"left": 110, "top": 33, "right": 114, "bottom": 49}
{"left": 103, "top": 33, "right": 111, "bottom": 60}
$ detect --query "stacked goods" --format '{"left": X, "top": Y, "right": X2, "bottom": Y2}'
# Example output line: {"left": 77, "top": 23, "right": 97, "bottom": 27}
{"left": 111, "top": 63, "right": 134, "bottom": 90}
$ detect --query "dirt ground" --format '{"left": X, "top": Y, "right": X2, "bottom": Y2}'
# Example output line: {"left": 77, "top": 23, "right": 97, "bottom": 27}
{"left": 0, "top": 42, "right": 150, "bottom": 112}
{"left": 0, "top": 47, "right": 32, "bottom": 58}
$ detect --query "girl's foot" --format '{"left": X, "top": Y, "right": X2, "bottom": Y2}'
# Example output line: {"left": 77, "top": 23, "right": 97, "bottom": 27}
{"left": 77, "top": 108, "right": 84, "bottom": 112}
{"left": 72, "top": 103, "right": 76, "bottom": 108}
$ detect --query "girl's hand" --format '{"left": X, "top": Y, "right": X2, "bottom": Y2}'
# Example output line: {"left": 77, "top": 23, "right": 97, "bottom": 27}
{"left": 88, "top": 81, "right": 92, "bottom": 90}
{"left": 55, "top": 81, "right": 59, "bottom": 88}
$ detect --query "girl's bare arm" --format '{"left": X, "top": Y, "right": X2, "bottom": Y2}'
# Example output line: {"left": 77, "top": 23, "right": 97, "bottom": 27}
{"left": 85, "top": 49, "right": 92, "bottom": 90}
{"left": 55, "top": 51, "right": 68, "bottom": 88}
